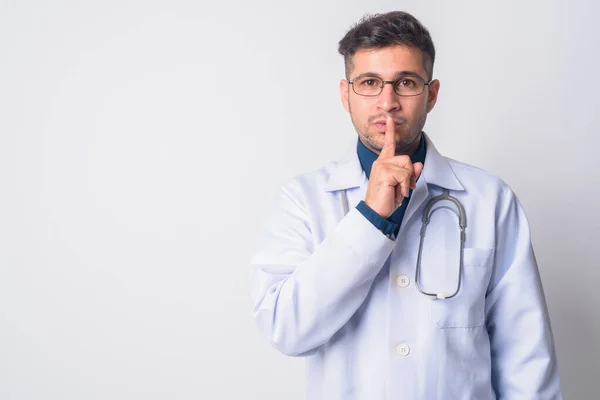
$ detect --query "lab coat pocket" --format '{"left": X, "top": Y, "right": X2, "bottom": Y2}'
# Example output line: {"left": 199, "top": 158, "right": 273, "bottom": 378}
{"left": 430, "top": 247, "right": 494, "bottom": 329}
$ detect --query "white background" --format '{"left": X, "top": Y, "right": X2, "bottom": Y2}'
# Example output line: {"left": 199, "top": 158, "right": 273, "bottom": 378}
{"left": 1, "top": 0, "right": 598, "bottom": 399}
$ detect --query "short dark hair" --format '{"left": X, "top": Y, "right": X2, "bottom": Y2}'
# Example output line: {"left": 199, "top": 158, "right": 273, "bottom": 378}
{"left": 338, "top": 11, "right": 436, "bottom": 80}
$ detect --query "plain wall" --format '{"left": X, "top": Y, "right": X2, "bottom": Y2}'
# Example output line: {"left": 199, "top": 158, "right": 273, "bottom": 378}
{"left": 1, "top": 0, "right": 598, "bottom": 398}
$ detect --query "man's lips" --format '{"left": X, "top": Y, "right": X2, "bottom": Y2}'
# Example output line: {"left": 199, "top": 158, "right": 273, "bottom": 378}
{"left": 373, "top": 120, "right": 402, "bottom": 130}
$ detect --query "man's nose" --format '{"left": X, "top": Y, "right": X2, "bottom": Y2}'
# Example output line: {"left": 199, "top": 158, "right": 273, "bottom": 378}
{"left": 377, "top": 82, "right": 401, "bottom": 113}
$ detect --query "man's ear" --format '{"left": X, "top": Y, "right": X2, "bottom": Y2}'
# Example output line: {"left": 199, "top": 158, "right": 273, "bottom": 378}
{"left": 426, "top": 79, "right": 440, "bottom": 113}
{"left": 340, "top": 79, "right": 350, "bottom": 112}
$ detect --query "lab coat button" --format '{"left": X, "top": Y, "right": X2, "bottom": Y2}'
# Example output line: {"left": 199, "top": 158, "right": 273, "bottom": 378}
{"left": 396, "top": 275, "right": 410, "bottom": 288}
{"left": 396, "top": 343, "right": 410, "bottom": 356}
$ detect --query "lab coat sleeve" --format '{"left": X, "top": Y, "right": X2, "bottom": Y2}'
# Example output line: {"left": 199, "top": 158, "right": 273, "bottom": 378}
{"left": 249, "top": 183, "right": 395, "bottom": 356}
{"left": 485, "top": 185, "right": 562, "bottom": 399}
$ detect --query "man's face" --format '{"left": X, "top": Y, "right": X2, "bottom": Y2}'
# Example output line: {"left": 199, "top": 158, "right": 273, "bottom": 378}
{"left": 340, "top": 45, "right": 440, "bottom": 155}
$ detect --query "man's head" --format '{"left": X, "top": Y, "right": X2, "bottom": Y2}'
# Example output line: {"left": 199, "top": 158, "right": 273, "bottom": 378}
{"left": 338, "top": 11, "right": 440, "bottom": 155}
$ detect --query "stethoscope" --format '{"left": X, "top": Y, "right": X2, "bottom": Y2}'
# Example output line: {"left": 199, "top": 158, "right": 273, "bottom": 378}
{"left": 340, "top": 188, "right": 467, "bottom": 300}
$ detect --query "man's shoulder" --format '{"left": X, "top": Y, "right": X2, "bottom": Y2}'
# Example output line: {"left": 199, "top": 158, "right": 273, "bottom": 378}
{"left": 279, "top": 160, "right": 341, "bottom": 196}
{"left": 442, "top": 156, "right": 527, "bottom": 215}
{"left": 445, "top": 156, "right": 510, "bottom": 192}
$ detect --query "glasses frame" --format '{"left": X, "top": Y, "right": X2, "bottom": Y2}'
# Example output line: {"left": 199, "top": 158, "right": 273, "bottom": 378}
{"left": 347, "top": 75, "right": 432, "bottom": 97}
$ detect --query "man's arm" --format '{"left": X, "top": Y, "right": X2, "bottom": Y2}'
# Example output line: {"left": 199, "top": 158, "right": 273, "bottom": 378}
{"left": 250, "top": 118, "right": 421, "bottom": 357}
{"left": 249, "top": 183, "right": 395, "bottom": 357}
{"left": 485, "top": 184, "right": 562, "bottom": 399}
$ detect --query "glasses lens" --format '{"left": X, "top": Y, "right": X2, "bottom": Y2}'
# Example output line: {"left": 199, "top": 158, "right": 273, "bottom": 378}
{"left": 394, "top": 76, "right": 425, "bottom": 96}
{"left": 353, "top": 77, "right": 383, "bottom": 96}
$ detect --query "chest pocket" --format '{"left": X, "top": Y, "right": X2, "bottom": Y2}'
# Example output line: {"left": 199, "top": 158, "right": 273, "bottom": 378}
{"left": 428, "top": 247, "right": 494, "bottom": 329}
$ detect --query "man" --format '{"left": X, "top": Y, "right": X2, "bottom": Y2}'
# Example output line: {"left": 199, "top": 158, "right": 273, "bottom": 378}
{"left": 249, "top": 11, "right": 562, "bottom": 399}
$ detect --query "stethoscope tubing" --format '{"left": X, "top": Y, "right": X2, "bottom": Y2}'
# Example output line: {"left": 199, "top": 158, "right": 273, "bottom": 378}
{"left": 340, "top": 188, "right": 466, "bottom": 300}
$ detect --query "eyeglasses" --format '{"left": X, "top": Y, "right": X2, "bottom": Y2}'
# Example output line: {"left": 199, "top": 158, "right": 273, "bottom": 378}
{"left": 348, "top": 75, "right": 432, "bottom": 97}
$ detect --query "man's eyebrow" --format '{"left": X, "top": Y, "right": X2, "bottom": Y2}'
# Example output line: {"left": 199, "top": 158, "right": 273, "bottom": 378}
{"left": 351, "top": 71, "right": 423, "bottom": 81}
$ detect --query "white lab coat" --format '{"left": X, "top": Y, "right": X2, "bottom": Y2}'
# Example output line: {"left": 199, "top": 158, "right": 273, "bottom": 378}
{"left": 249, "top": 133, "right": 562, "bottom": 399}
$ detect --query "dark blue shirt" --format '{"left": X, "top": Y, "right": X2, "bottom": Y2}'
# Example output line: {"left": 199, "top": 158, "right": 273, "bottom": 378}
{"left": 355, "top": 133, "right": 427, "bottom": 240}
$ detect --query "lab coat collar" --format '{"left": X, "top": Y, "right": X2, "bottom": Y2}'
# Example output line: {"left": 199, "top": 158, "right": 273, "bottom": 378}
{"left": 325, "top": 132, "right": 465, "bottom": 192}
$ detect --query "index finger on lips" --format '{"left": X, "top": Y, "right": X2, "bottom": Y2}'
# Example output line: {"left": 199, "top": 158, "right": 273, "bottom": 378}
{"left": 378, "top": 114, "right": 396, "bottom": 159}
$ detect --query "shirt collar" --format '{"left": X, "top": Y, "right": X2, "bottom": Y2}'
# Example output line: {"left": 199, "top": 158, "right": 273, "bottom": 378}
{"left": 325, "top": 132, "right": 464, "bottom": 192}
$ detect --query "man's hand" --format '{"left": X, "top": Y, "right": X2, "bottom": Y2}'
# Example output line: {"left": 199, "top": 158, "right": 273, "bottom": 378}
{"left": 364, "top": 114, "right": 423, "bottom": 219}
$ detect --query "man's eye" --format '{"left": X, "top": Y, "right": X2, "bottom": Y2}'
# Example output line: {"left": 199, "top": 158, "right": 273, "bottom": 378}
{"left": 361, "top": 79, "right": 379, "bottom": 87}
{"left": 398, "top": 78, "right": 416, "bottom": 87}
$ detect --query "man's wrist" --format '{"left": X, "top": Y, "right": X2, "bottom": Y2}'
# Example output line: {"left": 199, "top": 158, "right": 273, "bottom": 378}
{"left": 356, "top": 200, "right": 398, "bottom": 240}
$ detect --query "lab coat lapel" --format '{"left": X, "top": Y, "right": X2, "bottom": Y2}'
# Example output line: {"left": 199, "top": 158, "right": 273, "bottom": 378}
{"left": 324, "top": 139, "right": 366, "bottom": 193}
{"left": 402, "top": 133, "right": 465, "bottom": 230}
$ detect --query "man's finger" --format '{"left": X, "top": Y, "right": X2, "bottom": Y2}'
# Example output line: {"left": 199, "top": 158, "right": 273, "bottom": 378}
{"left": 411, "top": 162, "right": 424, "bottom": 188}
{"left": 394, "top": 173, "right": 410, "bottom": 203}
{"left": 378, "top": 114, "right": 396, "bottom": 159}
